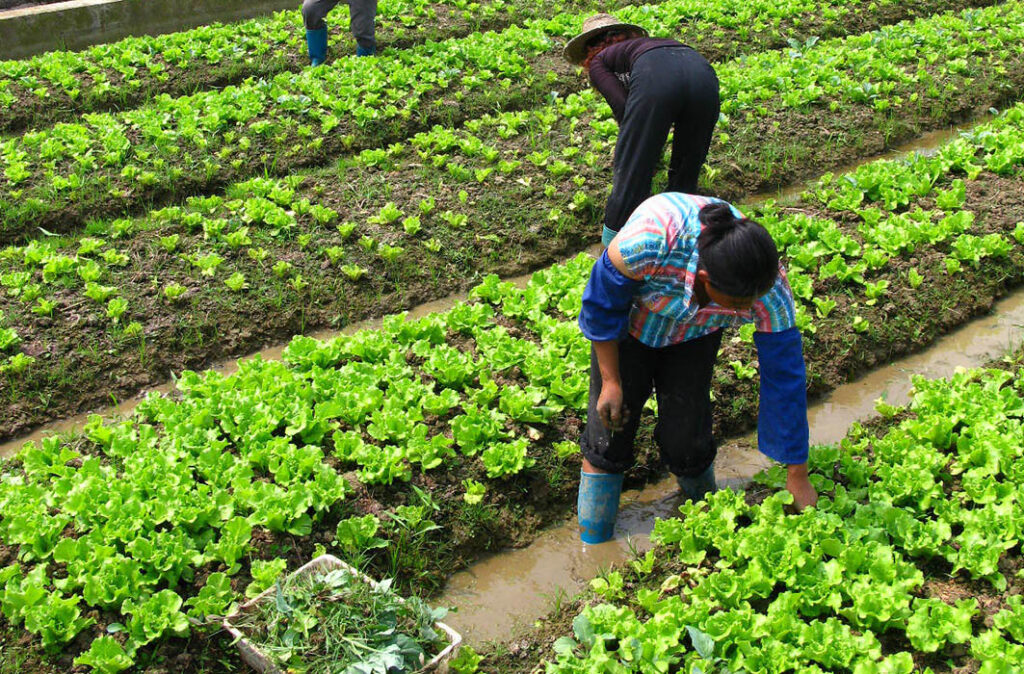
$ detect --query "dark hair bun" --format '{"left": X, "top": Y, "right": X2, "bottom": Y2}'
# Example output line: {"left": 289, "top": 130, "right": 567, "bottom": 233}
{"left": 697, "top": 202, "right": 780, "bottom": 298}
{"left": 697, "top": 202, "right": 737, "bottom": 231}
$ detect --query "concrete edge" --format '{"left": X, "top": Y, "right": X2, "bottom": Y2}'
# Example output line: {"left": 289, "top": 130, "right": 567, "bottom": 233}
{"left": 1, "top": 0, "right": 299, "bottom": 60}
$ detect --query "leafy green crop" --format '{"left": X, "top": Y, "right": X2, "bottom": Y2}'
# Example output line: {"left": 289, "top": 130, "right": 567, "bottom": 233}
{"left": 121, "top": 590, "right": 190, "bottom": 649}
{"left": 72, "top": 636, "right": 133, "bottom": 673}
{"left": 543, "top": 362, "right": 1024, "bottom": 672}
{"left": 5, "top": 0, "right": 1022, "bottom": 243}
{"left": 3, "top": 92, "right": 1024, "bottom": 670}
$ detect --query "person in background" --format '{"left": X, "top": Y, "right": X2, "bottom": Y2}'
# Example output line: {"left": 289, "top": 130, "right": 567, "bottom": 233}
{"left": 564, "top": 14, "right": 721, "bottom": 246}
{"left": 575, "top": 193, "right": 817, "bottom": 545}
{"left": 303, "top": 0, "right": 378, "bottom": 66}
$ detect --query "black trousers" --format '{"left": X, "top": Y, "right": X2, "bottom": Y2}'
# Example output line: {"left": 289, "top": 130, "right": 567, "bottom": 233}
{"left": 580, "top": 331, "right": 723, "bottom": 477}
{"left": 604, "top": 46, "right": 720, "bottom": 234}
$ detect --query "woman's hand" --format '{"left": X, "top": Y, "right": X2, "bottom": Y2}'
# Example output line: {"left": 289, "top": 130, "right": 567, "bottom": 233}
{"left": 597, "top": 381, "right": 628, "bottom": 432}
{"left": 786, "top": 463, "right": 818, "bottom": 511}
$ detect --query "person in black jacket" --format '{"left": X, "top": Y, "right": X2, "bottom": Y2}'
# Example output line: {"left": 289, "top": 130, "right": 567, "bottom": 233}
{"left": 564, "top": 14, "right": 720, "bottom": 246}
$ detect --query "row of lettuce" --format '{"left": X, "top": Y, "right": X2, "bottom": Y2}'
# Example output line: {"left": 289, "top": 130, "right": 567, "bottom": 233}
{"left": 1, "top": 5, "right": 1021, "bottom": 406}
{"left": 1, "top": 43, "right": 1023, "bottom": 431}
{"left": 3, "top": 1, "right": 1023, "bottom": 240}
{"left": 535, "top": 361, "right": 1024, "bottom": 674}
{"left": 2, "top": 103, "right": 1024, "bottom": 670}
{"left": 0, "top": 88, "right": 615, "bottom": 396}
{"left": 5, "top": 0, "right": 954, "bottom": 338}
{"left": 751, "top": 104, "right": 1024, "bottom": 342}
{"left": 0, "top": 0, "right": 979, "bottom": 134}
{"left": 0, "top": 0, "right": 597, "bottom": 135}
{"left": 0, "top": 82, "right": 610, "bottom": 435}
{"left": 0, "top": 253, "right": 594, "bottom": 672}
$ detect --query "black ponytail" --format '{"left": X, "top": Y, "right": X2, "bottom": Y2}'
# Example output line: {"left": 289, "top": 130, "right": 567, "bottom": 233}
{"left": 697, "top": 202, "right": 779, "bottom": 298}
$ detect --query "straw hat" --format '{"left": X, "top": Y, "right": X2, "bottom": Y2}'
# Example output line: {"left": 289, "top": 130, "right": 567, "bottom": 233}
{"left": 563, "top": 13, "right": 648, "bottom": 65}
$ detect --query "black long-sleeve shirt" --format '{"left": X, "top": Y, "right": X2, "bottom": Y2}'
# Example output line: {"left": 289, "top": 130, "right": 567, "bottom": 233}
{"left": 588, "top": 37, "right": 686, "bottom": 122}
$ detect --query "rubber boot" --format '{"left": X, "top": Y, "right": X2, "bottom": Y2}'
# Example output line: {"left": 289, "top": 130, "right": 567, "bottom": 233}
{"left": 356, "top": 44, "right": 376, "bottom": 57}
{"left": 578, "top": 471, "right": 624, "bottom": 544}
{"left": 306, "top": 27, "right": 328, "bottom": 67}
{"left": 676, "top": 464, "right": 717, "bottom": 502}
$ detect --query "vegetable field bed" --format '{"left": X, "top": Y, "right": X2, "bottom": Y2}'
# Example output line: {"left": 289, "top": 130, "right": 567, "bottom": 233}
{"left": 487, "top": 356, "right": 1024, "bottom": 673}
{"left": 0, "top": 0, "right": 603, "bottom": 134}
{"left": 2, "top": 104, "right": 1024, "bottom": 672}
{"left": 0, "top": 22, "right": 576, "bottom": 243}
{"left": 3, "top": 0, "right": 1024, "bottom": 437}
{"left": 2, "top": 1, "right": 1020, "bottom": 243}
{"left": 0, "top": 0, "right": 994, "bottom": 135}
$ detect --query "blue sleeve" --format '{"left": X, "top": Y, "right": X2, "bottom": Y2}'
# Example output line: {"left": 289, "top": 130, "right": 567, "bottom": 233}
{"left": 578, "top": 252, "right": 643, "bottom": 342}
{"left": 753, "top": 327, "right": 809, "bottom": 465}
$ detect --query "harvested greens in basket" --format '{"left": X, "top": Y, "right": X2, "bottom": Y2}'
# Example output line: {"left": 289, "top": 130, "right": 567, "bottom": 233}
{"left": 233, "top": 566, "right": 450, "bottom": 673}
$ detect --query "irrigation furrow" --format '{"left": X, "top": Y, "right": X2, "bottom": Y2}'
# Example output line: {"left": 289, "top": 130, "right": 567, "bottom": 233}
{"left": 441, "top": 288, "right": 1024, "bottom": 643}
{"left": 486, "top": 352, "right": 1024, "bottom": 672}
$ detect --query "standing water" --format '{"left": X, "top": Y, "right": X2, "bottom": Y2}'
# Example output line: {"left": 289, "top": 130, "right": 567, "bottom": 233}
{"left": 438, "top": 288, "right": 1024, "bottom": 642}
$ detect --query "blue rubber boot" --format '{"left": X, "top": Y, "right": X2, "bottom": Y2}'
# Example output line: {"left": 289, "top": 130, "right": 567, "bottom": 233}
{"left": 356, "top": 44, "right": 376, "bottom": 57}
{"left": 676, "top": 464, "right": 717, "bottom": 502}
{"left": 578, "top": 471, "right": 624, "bottom": 544}
{"left": 601, "top": 225, "right": 619, "bottom": 247}
{"left": 306, "top": 27, "right": 328, "bottom": 66}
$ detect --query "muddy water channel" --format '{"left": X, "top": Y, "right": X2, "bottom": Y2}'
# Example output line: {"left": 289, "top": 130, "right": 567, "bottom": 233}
{"left": 438, "top": 289, "right": 1024, "bottom": 643}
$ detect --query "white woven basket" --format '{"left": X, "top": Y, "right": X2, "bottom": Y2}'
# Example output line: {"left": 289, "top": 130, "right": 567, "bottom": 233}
{"left": 223, "top": 554, "right": 462, "bottom": 673}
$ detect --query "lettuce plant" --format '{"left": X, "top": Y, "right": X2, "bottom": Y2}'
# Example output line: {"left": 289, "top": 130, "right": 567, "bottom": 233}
{"left": 480, "top": 438, "right": 535, "bottom": 478}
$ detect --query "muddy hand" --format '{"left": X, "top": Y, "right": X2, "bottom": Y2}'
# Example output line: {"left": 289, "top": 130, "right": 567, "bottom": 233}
{"left": 597, "top": 383, "right": 630, "bottom": 432}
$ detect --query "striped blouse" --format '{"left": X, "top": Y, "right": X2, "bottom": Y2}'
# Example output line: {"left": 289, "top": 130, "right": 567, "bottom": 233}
{"left": 614, "top": 192, "right": 796, "bottom": 348}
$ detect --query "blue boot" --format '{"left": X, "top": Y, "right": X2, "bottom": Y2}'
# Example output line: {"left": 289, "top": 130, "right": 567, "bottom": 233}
{"left": 676, "top": 465, "right": 717, "bottom": 502}
{"left": 306, "top": 27, "right": 328, "bottom": 66}
{"left": 356, "top": 44, "right": 376, "bottom": 57}
{"left": 578, "top": 471, "right": 624, "bottom": 544}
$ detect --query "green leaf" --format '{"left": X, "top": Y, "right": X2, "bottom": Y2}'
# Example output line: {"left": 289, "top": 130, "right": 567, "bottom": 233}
{"left": 552, "top": 636, "right": 577, "bottom": 658}
{"left": 572, "top": 614, "right": 595, "bottom": 648}
{"left": 246, "top": 559, "right": 288, "bottom": 599}
{"left": 73, "top": 636, "right": 133, "bottom": 673}
{"left": 336, "top": 514, "right": 388, "bottom": 551}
